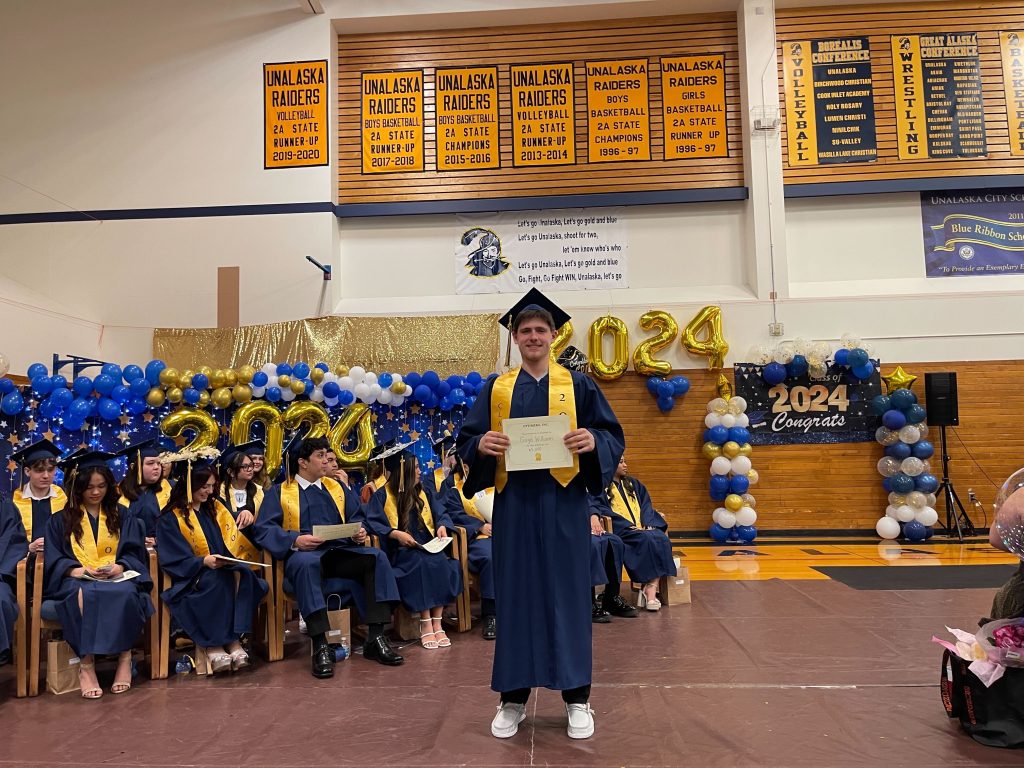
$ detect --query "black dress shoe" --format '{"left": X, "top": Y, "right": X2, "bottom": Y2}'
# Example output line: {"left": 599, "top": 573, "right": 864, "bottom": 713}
{"left": 364, "top": 635, "right": 404, "bottom": 666}
{"left": 592, "top": 603, "right": 611, "bottom": 623}
{"left": 0, "top": 649, "right": 10, "bottom": 666}
{"left": 311, "top": 645, "right": 335, "bottom": 678}
{"left": 606, "top": 594, "right": 639, "bottom": 618}
{"left": 482, "top": 614, "right": 497, "bottom": 640}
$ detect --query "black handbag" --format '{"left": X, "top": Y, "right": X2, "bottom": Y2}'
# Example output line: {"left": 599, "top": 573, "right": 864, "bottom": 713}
{"left": 941, "top": 649, "right": 1024, "bottom": 747}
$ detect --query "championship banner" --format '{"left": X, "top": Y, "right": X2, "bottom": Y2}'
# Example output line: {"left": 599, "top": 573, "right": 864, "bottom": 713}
{"left": 782, "top": 38, "right": 877, "bottom": 166}
{"left": 660, "top": 54, "right": 728, "bottom": 159}
{"left": 922, "top": 188, "right": 1024, "bottom": 277}
{"left": 585, "top": 59, "right": 651, "bottom": 163}
{"left": 435, "top": 67, "right": 500, "bottom": 171}
{"left": 733, "top": 362, "right": 881, "bottom": 445}
{"left": 891, "top": 33, "right": 986, "bottom": 160}
{"left": 454, "top": 209, "right": 628, "bottom": 294}
{"left": 264, "top": 60, "right": 328, "bottom": 169}
{"left": 360, "top": 69, "right": 424, "bottom": 173}
{"left": 510, "top": 63, "right": 575, "bottom": 167}
{"left": 1000, "top": 32, "right": 1024, "bottom": 158}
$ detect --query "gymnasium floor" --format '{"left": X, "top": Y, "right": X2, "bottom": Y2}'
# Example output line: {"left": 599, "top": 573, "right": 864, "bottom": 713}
{"left": 1, "top": 537, "right": 1020, "bottom": 768}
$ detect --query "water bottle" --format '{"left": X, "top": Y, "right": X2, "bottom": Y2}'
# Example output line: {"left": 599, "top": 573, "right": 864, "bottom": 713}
{"left": 175, "top": 655, "right": 195, "bottom": 675}
{"left": 334, "top": 637, "right": 349, "bottom": 662}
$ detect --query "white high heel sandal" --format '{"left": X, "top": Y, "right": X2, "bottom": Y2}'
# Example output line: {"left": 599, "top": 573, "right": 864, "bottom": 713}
{"left": 637, "top": 583, "right": 661, "bottom": 611}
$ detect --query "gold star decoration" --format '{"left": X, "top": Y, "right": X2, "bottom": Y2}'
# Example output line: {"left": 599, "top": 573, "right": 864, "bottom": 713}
{"left": 400, "top": 424, "right": 411, "bottom": 434}
{"left": 410, "top": 404, "right": 421, "bottom": 414}
{"left": 386, "top": 411, "right": 395, "bottom": 421}
{"left": 119, "top": 414, "right": 131, "bottom": 425}
{"left": 219, "top": 424, "right": 230, "bottom": 436}
{"left": 26, "top": 418, "right": 37, "bottom": 431}
{"left": 78, "top": 441, "right": 88, "bottom": 450}
{"left": 7, "top": 434, "right": 19, "bottom": 447}
{"left": 7, "top": 459, "right": 17, "bottom": 472}
{"left": 42, "top": 429, "right": 55, "bottom": 441}
{"left": 409, "top": 430, "right": 421, "bottom": 441}
{"left": 143, "top": 413, "right": 154, "bottom": 423}
{"left": 174, "top": 436, "right": 187, "bottom": 447}
{"left": 881, "top": 365, "right": 918, "bottom": 393}
{"left": 118, "top": 431, "right": 131, "bottom": 442}
{"left": 446, "top": 421, "right": 455, "bottom": 431}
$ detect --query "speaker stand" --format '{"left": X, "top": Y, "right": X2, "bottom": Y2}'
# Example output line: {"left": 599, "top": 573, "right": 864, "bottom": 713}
{"left": 938, "top": 425, "right": 975, "bottom": 543}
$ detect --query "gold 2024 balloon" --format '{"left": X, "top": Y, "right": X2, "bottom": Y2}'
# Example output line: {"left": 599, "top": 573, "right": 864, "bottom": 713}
{"left": 328, "top": 403, "right": 376, "bottom": 471}
{"left": 231, "top": 401, "right": 285, "bottom": 479}
{"left": 633, "top": 310, "right": 678, "bottom": 377}
{"left": 160, "top": 407, "right": 219, "bottom": 453}
{"left": 682, "top": 305, "right": 729, "bottom": 369}
{"left": 549, "top": 320, "right": 574, "bottom": 362}
{"left": 282, "top": 401, "right": 330, "bottom": 441}
{"left": 588, "top": 316, "right": 629, "bottom": 380}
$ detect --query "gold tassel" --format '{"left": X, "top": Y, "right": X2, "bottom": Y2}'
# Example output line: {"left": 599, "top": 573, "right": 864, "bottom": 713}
{"left": 186, "top": 458, "right": 193, "bottom": 505}
{"left": 504, "top": 329, "right": 512, "bottom": 370}
{"left": 136, "top": 450, "right": 142, "bottom": 484}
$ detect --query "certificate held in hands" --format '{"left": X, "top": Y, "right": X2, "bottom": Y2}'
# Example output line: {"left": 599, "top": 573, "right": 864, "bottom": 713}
{"left": 501, "top": 413, "right": 573, "bottom": 472}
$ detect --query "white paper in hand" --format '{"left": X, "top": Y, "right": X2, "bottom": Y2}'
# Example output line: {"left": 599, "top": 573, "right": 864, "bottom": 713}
{"left": 473, "top": 490, "right": 494, "bottom": 523}
{"left": 422, "top": 536, "right": 453, "bottom": 554}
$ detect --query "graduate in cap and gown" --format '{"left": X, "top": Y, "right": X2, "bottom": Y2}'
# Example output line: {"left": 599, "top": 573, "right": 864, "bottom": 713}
{"left": 0, "top": 494, "right": 28, "bottom": 666}
{"left": 363, "top": 442, "right": 463, "bottom": 650}
{"left": 360, "top": 442, "right": 390, "bottom": 504}
{"left": 117, "top": 438, "right": 172, "bottom": 544}
{"left": 156, "top": 451, "right": 267, "bottom": 673}
{"left": 589, "top": 456, "right": 676, "bottom": 611}
{"left": 43, "top": 451, "right": 154, "bottom": 698}
{"left": 10, "top": 439, "right": 66, "bottom": 564}
{"left": 456, "top": 288, "right": 624, "bottom": 740}
{"left": 217, "top": 440, "right": 265, "bottom": 541}
{"left": 253, "top": 435, "right": 404, "bottom": 677}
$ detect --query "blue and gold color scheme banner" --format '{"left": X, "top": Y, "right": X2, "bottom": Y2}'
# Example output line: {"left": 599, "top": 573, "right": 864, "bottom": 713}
{"left": 782, "top": 37, "right": 877, "bottom": 166}
{"left": 922, "top": 189, "right": 1024, "bottom": 277}
{"left": 1000, "top": 31, "right": 1024, "bottom": 157}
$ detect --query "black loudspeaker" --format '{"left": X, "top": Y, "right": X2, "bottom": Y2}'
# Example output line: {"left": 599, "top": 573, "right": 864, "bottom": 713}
{"left": 925, "top": 372, "right": 959, "bottom": 426}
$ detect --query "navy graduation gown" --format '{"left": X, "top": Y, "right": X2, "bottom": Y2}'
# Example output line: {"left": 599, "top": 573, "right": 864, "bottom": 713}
{"left": 43, "top": 510, "right": 154, "bottom": 657}
{"left": 156, "top": 510, "right": 268, "bottom": 648}
{"left": 589, "top": 531, "right": 625, "bottom": 588}
{"left": 364, "top": 484, "right": 462, "bottom": 613}
{"left": 458, "top": 369, "right": 624, "bottom": 692}
{"left": 253, "top": 481, "right": 399, "bottom": 619}
{"left": 440, "top": 475, "right": 495, "bottom": 601}
{"left": 590, "top": 479, "right": 676, "bottom": 584}
{"left": 0, "top": 500, "right": 28, "bottom": 658}
{"left": 125, "top": 487, "right": 163, "bottom": 539}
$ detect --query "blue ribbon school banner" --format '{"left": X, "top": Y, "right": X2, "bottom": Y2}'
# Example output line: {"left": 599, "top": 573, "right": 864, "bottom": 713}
{"left": 922, "top": 189, "right": 1024, "bottom": 277}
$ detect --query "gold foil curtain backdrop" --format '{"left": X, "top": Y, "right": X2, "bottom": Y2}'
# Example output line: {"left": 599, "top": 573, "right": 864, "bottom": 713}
{"left": 153, "top": 314, "right": 501, "bottom": 376}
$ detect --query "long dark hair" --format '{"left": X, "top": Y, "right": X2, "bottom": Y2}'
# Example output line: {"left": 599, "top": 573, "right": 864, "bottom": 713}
{"left": 250, "top": 453, "right": 270, "bottom": 488}
{"left": 606, "top": 474, "right": 637, "bottom": 504}
{"left": 63, "top": 467, "right": 121, "bottom": 545}
{"left": 163, "top": 465, "right": 219, "bottom": 531}
{"left": 220, "top": 452, "right": 258, "bottom": 510}
{"left": 385, "top": 455, "right": 425, "bottom": 533}
{"left": 119, "top": 457, "right": 166, "bottom": 502}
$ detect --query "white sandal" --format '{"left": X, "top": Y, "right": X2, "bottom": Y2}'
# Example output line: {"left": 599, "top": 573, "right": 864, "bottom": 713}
{"left": 637, "top": 584, "right": 661, "bottom": 611}
{"left": 419, "top": 618, "right": 438, "bottom": 650}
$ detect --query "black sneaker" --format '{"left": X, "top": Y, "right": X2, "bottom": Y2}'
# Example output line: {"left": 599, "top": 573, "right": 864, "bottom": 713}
{"left": 592, "top": 602, "right": 611, "bottom": 623}
{"left": 605, "top": 594, "right": 639, "bottom": 618}
{"left": 482, "top": 614, "right": 497, "bottom": 640}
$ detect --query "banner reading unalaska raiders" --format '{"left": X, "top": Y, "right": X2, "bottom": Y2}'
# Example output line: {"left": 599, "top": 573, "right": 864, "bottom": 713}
{"left": 733, "top": 362, "right": 882, "bottom": 445}
{"left": 922, "top": 189, "right": 1024, "bottom": 277}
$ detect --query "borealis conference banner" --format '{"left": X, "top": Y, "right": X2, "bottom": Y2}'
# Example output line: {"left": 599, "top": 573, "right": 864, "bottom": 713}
{"left": 922, "top": 189, "right": 1024, "bottom": 277}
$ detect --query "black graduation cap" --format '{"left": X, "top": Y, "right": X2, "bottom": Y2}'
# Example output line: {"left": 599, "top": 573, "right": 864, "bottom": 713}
{"left": 283, "top": 432, "right": 303, "bottom": 480}
{"left": 10, "top": 438, "right": 62, "bottom": 468}
{"left": 497, "top": 288, "right": 571, "bottom": 332}
{"left": 164, "top": 451, "right": 220, "bottom": 504}
{"left": 116, "top": 438, "right": 162, "bottom": 484}
{"left": 431, "top": 430, "right": 455, "bottom": 455}
{"left": 378, "top": 441, "right": 415, "bottom": 491}
{"left": 220, "top": 439, "right": 265, "bottom": 468}
{"left": 59, "top": 449, "right": 115, "bottom": 474}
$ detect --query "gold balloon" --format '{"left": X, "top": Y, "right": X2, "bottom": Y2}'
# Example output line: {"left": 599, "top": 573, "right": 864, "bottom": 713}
{"left": 231, "top": 401, "right": 284, "bottom": 480}
{"left": 277, "top": 374, "right": 291, "bottom": 389}
{"left": 232, "top": 384, "right": 253, "bottom": 404}
{"left": 588, "top": 315, "right": 629, "bottom": 381}
{"left": 549, "top": 320, "right": 574, "bottom": 362}
{"left": 722, "top": 441, "right": 740, "bottom": 458}
{"left": 283, "top": 401, "right": 331, "bottom": 440}
{"left": 738, "top": 443, "right": 753, "bottom": 457}
{"left": 197, "top": 392, "right": 210, "bottom": 408}
{"left": 161, "top": 407, "right": 218, "bottom": 452}
{"left": 881, "top": 365, "right": 917, "bottom": 393}
{"left": 290, "top": 377, "right": 307, "bottom": 395}
{"left": 716, "top": 373, "right": 733, "bottom": 400}
{"left": 209, "top": 369, "right": 226, "bottom": 389}
{"left": 166, "top": 387, "right": 184, "bottom": 404}
{"left": 224, "top": 370, "right": 237, "bottom": 387}
{"left": 210, "top": 386, "right": 233, "bottom": 409}
{"left": 701, "top": 441, "right": 723, "bottom": 459}
{"left": 335, "top": 365, "right": 350, "bottom": 377}
{"left": 179, "top": 373, "right": 193, "bottom": 390}
{"left": 310, "top": 367, "right": 325, "bottom": 385}
{"left": 747, "top": 469, "right": 760, "bottom": 485}
{"left": 236, "top": 365, "right": 256, "bottom": 385}
{"left": 196, "top": 366, "right": 213, "bottom": 379}
{"left": 145, "top": 387, "right": 166, "bottom": 407}
{"left": 328, "top": 403, "right": 376, "bottom": 471}
{"left": 390, "top": 381, "right": 405, "bottom": 394}
{"left": 682, "top": 305, "right": 729, "bottom": 370}
{"left": 159, "top": 367, "right": 180, "bottom": 388}
{"left": 724, "top": 494, "right": 743, "bottom": 512}
{"left": 633, "top": 310, "right": 679, "bottom": 377}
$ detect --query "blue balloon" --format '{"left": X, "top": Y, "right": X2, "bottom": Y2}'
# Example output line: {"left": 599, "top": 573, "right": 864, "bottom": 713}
{"left": 463, "top": 382, "right": 478, "bottom": 396}
{"left": 727, "top": 427, "right": 750, "bottom": 445}
{"left": 656, "top": 381, "right": 674, "bottom": 399}
{"left": 451, "top": 388, "right": 467, "bottom": 405}
{"left": 709, "top": 523, "right": 731, "bottom": 543}
{"left": 303, "top": 379, "right": 314, "bottom": 395}
{"left": 735, "top": 525, "right": 757, "bottom": 544}
{"left": 439, "top": 396, "right": 453, "bottom": 412}
{"left": 323, "top": 382, "right": 340, "bottom": 399}
{"left": 851, "top": 361, "right": 874, "bottom": 380}
{"left": 145, "top": 359, "right": 166, "bottom": 385}
{"left": 707, "top": 425, "right": 729, "bottom": 445}
{"left": 924, "top": 526, "right": 935, "bottom": 540}
{"left": 436, "top": 381, "right": 451, "bottom": 397}
{"left": 379, "top": 373, "right": 394, "bottom": 389}
{"left": 51, "top": 375, "right": 68, "bottom": 390}
{"left": 656, "top": 396, "right": 674, "bottom": 412}
{"left": 27, "top": 363, "right": 48, "bottom": 379}
{"left": 97, "top": 397, "right": 121, "bottom": 421}
{"left": 646, "top": 377, "right": 661, "bottom": 394}
{"left": 915, "top": 473, "right": 939, "bottom": 493}
{"left": 906, "top": 404, "right": 927, "bottom": 424}
{"left": 889, "top": 389, "right": 915, "bottom": 412}
{"left": 111, "top": 385, "right": 131, "bottom": 404}
{"left": 912, "top": 440, "right": 934, "bottom": 460}
{"left": 885, "top": 442, "right": 912, "bottom": 460}
{"left": 422, "top": 371, "right": 441, "bottom": 391}
{"left": 762, "top": 362, "right": 787, "bottom": 385}
{"left": 72, "top": 376, "right": 94, "bottom": 396}
{"left": 191, "top": 373, "right": 209, "bottom": 391}
{"left": 903, "top": 520, "right": 927, "bottom": 543}
{"left": 405, "top": 372, "right": 422, "bottom": 389}
{"left": 882, "top": 409, "right": 907, "bottom": 430}
{"left": 252, "top": 371, "right": 268, "bottom": 387}
{"left": 292, "top": 362, "right": 311, "bottom": 380}
{"left": 31, "top": 376, "right": 53, "bottom": 396}
{"left": 891, "top": 473, "right": 915, "bottom": 494}
{"left": 846, "top": 348, "right": 869, "bottom": 368}
{"left": 413, "top": 385, "right": 432, "bottom": 404}
{"left": 729, "top": 475, "right": 750, "bottom": 494}
{"left": 123, "top": 364, "right": 144, "bottom": 382}
{"left": 337, "top": 390, "right": 355, "bottom": 406}
{"left": 86, "top": 398, "right": 97, "bottom": 415}
{"left": 882, "top": 477, "right": 894, "bottom": 492}
{"left": 51, "top": 388, "right": 73, "bottom": 408}
{"left": 183, "top": 388, "right": 201, "bottom": 405}
{"left": 425, "top": 393, "right": 439, "bottom": 410}
{"left": 710, "top": 475, "right": 730, "bottom": 495}
{"left": 710, "top": 486, "right": 728, "bottom": 501}
{"left": 870, "top": 395, "right": 891, "bottom": 416}
{"left": 671, "top": 376, "right": 690, "bottom": 396}
{"left": 126, "top": 398, "right": 147, "bottom": 415}
{"left": 445, "top": 375, "right": 463, "bottom": 390}
{"left": 787, "top": 355, "right": 809, "bottom": 378}
{"left": 276, "top": 363, "right": 292, "bottom": 376}
{"left": 101, "top": 363, "right": 123, "bottom": 381}
{"left": 68, "top": 398, "right": 91, "bottom": 419}
{"left": 93, "top": 374, "right": 116, "bottom": 396}
{"left": 0, "top": 379, "right": 13, "bottom": 395}
{"left": 834, "top": 348, "right": 849, "bottom": 366}
{"left": 1, "top": 391, "right": 25, "bottom": 415}
{"left": 466, "top": 395, "right": 477, "bottom": 408}
{"left": 467, "top": 371, "right": 483, "bottom": 386}
{"left": 63, "top": 416, "right": 84, "bottom": 432}
{"left": 39, "top": 399, "right": 58, "bottom": 419}
{"left": 129, "top": 378, "right": 150, "bottom": 397}
{"left": 314, "top": 362, "right": 329, "bottom": 373}
{"left": 266, "top": 386, "right": 282, "bottom": 403}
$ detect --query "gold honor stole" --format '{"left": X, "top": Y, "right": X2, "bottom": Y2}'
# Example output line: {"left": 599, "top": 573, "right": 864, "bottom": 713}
{"left": 13, "top": 486, "right": 67, "bottom": 539}
{"left": 432, "top": 468, "right": 446, "bottom": 493}
{"left": 173, "top": 500, "right": 259, "bottom": 562}
{"left": 224, "top": 485, "right": 265, "bottom": 518}
{"left": 383, "top": 488, "right": 435, "bottom": 536}
{"left": 71, "top": 510, "right": 119, "bottom": 570}
{"left": 490, "top": 362, "right": 578, "bottom": 492}
{"left": 279, "top": 477, "right": 348, "bottom": 532}
{"left": 156, "top": 483, "right": 172, "bottom": 511}
{"left": 450, "top": 474, "right": 492, "bottom": 538}
{"left": 609, "top": 482, "right": 642, "bottom": 527}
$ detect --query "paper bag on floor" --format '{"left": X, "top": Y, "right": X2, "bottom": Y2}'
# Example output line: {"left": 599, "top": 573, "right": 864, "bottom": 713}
{"left": 46, "top": 640, "right": 81, "bottom": 695}
{"left": 666, "top": 561, "right": 691, "bottom": 605}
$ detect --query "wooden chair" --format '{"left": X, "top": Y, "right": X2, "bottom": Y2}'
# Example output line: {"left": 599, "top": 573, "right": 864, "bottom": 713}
{"left": 447, "top": 525, "right": 474, "bottom": 633}
{"left": 12, "top": 557, "right": 28, "bottom": 697}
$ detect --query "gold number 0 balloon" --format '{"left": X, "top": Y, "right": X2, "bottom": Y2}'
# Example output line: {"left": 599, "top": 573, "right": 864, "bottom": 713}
{"left": 328, "top": 403, "right": 377, "bottom": 471}
{"left": 682, "top": 305, "right": 729, "bottom": 370}
{"left": 633, "top": 310, "right": 679, "bottom": 376}
{"left": 230, "top": 401, "right": 285, "bottom": 480}
{"left": 588, "top": 316, "right": 629, "bottom": 380}
{"left": 549, "top": 320, "right": 574, "bottom": 361}
{"left": 282, "top": 401, "right": 331, "bottom": 440}
{"left": 160, "top": 407, "right": 219, "bottom": 453}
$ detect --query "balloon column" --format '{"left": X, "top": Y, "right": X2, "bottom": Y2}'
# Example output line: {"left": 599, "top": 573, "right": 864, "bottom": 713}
{"left": 645, "top": 374, "right": 690, "bottom": 413}
{"left": 872, "top": 382, "right": 937, "bottom": 542}
{"left": 703, "top": 395, "right": 760, "bottom": 543}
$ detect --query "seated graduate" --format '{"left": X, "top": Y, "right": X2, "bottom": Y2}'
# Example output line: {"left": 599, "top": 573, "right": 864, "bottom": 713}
{"left": 589, "top": 456, "right": 676, "bottom": 612}
{"left": 324, "top": 448, "right": 351, "bottom": 488}
{"left": 359, "top": 443, "right": 389, "bottom": 504}
{"left": 157, "top": 451, "right": 268, "bottom": 674}
{"left": 218, "top": 440, "right": 265, "bottom": 537}
{"left": 10, "top": 438, "right": 66, "bottom": 563}
{"left": 588, "top": 513, "right": 637, "bottom": 623}
{"left": 249, "top": 447, "right": 272, "bottom": 490}
{"left": 254, "top": 435, "right": 404, "bottom": 677}
{"left": 433, "top": 433, "right": 497, "bottom": 641}
{"left": 43, "top": 451, "right": 154, "bottom": 699}
{"left": 117, "top": 438, "right": 172, "bottom": 545}
{"left": 0, "top": 496, "right": 29, "bottom": 666}
{"left": 364, "top": 441, "right": 463, "bottom": 650}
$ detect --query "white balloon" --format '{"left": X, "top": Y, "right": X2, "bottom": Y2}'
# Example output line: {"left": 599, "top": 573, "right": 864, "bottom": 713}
{"left": 261, "top": 363, "right": 277, "bottom": 376}
{"left": 915, "top": 506, "right": 938, "bottom": 526}
{"left": 885, "top": 505, "right": 899, "bottom": 518}
{"left": 266, "top": 376, "right": 279, "bottom": 389}
{"left": 280, "top": 388, "right": 296, "bottom": 402}
{"left": 712, "top": 507, "right": 727, "bottom": 524}
{"left": 735, "top": 506, "right": 757, "bottom": 526}
{"left": 391, "top": 395, "right": 405, "bottom": 408}
{"left": 730, "top": 456, "right": 752, "bottom": 475}
{"left": 391, "top": 373, "right": 403, "bottom": 385}
{"left": 898, "top": 425, "right": 921, "bottom": 444}
{"left": 926, "top": 493, "right": 937, "bottom": 507}
{"left": 364, "top": 372, "right": 378, "bottom": 387}
{"left": 377, "top": 389, "right": 393, "bottom": 405}
{"left": 729, "top": 396, "right": 748, "bottom": 413}
{"left": 720, "top": 413, "right": 737, "bottom": 428}
{"left": 310, "top": 387, "right": 325, "bottom": 403}
{"left": 718, "top": 511, "right": 737, "bottom": 528}
{"left": 349, "top": 366, "right": 366, "bottom": 384}
{"left": 895, "top": 504, "right": 915, "bottom": 522}
{"left": 322, "top": 372, "right": 338, "bottom": 384}
{"left": 338, "top": 376, "right": 354, "bottom": 392}
{"left": 251, "top": 386, "right": 266, "bottom": 398}
{"left": 369, "top": 383, "right": 382, "bottom": 399}
{"left": 876, "top": 516, "right": 901, "bottom": 539}
{"left": 403, "top": 385, "right": 413, "bottom": 397}
{"left": 710, "top": 457, "right": 732, "bottom": 475}
{"left": 324, "top": 396, "right": 339, "bottom": 407}
{"left": 704, "top": 413, "right": 722, "bottom": 428}
{"left": 906, "top": 491, "right": 927, "bottom": 509}
{"left": 354, "top": 382, "right": 370, "bottom": 401}
{"left": 734, "top": 414, "right": 750, "bottom": 428}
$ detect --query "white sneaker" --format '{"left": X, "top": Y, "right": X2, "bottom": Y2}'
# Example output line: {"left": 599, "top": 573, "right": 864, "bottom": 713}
{"left": 298, "top": 614, "right": 307, "bottom": 634}
{"left": 491, "top": 702, "right": 527, "bottom": 738}
{"left": 565, "top": 702, "right": 595, "bottom": 739}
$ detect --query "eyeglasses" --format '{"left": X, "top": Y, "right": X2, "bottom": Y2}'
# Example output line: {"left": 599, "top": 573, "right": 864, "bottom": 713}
{"left": 239, "top": 463, "right": 254, "bottom": 470}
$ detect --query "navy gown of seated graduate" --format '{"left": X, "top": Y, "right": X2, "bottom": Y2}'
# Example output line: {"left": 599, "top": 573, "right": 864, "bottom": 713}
{"left": 589, "top": 527, "right": 625, "bottom": 591}
{"left": 364, "top": 467, "right": 462, "bottom": 613}
{"left": 457, "top": 363, "right": 624, "bottom": 693}
{"left": 0, "top": 500, "right": 29, "bottom": 662}
{"left": 438, "top": 471, "right": 495, "bottom": 606}
{"left": 590, "top": 477, "right": 676, "bottom": 584}
{"left": 124, "top": 483, "right": 171, "bottom": 540}
{"left": 156, "top": 500, "right": 268, "bottom": 648}
{"left": 254, "top": 476, "right": 400, "bottom": 619}
{"left": 43, "top": 508, "right": 154, "bottom": 658}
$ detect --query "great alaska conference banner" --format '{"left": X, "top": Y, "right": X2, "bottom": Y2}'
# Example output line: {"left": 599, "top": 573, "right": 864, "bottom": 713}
{"left": 922, "top": 189, "right": 1024, "bottom": 277}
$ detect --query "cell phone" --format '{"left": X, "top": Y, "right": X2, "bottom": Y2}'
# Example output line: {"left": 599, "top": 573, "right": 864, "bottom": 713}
{"left": 96, "top": 564, "right": 113, "bottom": 573}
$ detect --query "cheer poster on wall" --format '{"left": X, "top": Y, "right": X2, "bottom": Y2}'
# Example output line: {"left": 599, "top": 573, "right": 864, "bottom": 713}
{"left": 733, "top": 363, "right": 882, "bottom": 445}
{"left": 264, "top": 60, "right": 328, "bottom": 169}
{"left": 922, "top": 188, "right": 1024, "bottom": 277}
{"left": 454, "top": 210, "right": 628, "bottom": 294}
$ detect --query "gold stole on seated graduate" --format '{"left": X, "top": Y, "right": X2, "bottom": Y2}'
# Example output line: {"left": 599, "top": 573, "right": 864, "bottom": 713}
{"left": 71, "top": 510, "right": 119, "bottom": 569}
{"left": 223, "top": 485, "right": 265, "bottom": 518}
{"left": 155, "top": 483, "right": 172, "bottom": 512}
{"left": 174, "top": 500, "right": 259, "bottom": 562}
{"left": 383, "top": 487, "right": 435, "bottom": 536}
{"left": 279, "top": 477, "right": 347, "bottom": 531}
{"left": 450, "top": 475, "right": 492, "bottom": 538}
{"left": 490, "top": 362, "right": 578, "bottom": 492}
{"left": 609, "top": 482, "right": 642, "bottom": 527}
{"left": 13, "top": 485, "right": 67, "bottom": 540}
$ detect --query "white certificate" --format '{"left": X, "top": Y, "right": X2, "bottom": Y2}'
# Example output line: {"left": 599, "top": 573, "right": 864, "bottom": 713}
{"left": 502, "top": 414, "right": 573, "bottom": 472}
